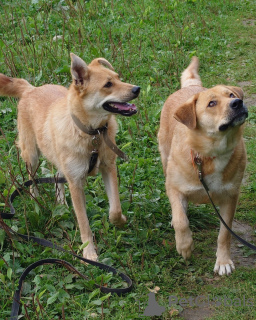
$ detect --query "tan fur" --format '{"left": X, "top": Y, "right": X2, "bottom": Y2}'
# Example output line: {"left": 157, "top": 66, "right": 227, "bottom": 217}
{"left": 181, "top": 56, "right": 202, "bottom": 88}
{"left": 0, "top": 53, "right": 140, "bottom": 261}
{"left": 158, "top": 57, "right": 247, "bottom": 275}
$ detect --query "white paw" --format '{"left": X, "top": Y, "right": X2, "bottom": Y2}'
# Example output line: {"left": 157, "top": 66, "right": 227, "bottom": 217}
{"left": 175, "top": 231, "right": 194, "bottom": 260}
{"left": 83, "top": 244, "right": 98, "bottom": 261}
{"left": 214, "top": 259, "right": 235, "bottom": 276}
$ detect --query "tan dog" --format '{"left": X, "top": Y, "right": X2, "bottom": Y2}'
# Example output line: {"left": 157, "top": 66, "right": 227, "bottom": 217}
{"left": 158, "top": 57, "right": 248, "bottom": 275}
{"left": 0, "top": 53, "right": 140, "bottom": 261}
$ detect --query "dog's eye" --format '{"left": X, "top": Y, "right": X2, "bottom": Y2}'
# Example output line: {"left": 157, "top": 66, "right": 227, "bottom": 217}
{"left": 208, "top": 101, "right": 217, "bottom": 108}
{"left": 230, "top": 93, "right": 235, "bottom": 98}
{"left": 104, "top": 81, "right": 113, "bottom": 88}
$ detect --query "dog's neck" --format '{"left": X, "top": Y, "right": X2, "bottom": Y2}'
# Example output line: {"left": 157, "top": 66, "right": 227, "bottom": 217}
{"left": 187, "top": 126, "right": 244, "bottom": 158}
{"left": 71, "top": 114, "right": 107, "bottom": 135}
{"left": 67, "top": 91, "right": 110, "bottom": 130}
{"left": 190, "top": 149, "right": 216, "bottom": 162}
{"left": 69, "top": 109, "right": 110, "bottom": 132}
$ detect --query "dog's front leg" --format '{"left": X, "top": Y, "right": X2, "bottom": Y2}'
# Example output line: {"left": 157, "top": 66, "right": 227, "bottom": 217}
{"left": 214, "top": 194, "right": 238, "bottom": 276}
{"left": 101, "top": 165, "right": 126, "bottom": 227}
{"left": 68, "top": 180, "right": 98, "bottom": 261}
{"left": 167, "top": 188, "right": 194, "bottom": 259}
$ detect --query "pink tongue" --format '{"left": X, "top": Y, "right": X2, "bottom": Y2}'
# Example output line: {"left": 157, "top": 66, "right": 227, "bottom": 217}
{"left": 113, "top": 102, "right": 137, "bottom": 110}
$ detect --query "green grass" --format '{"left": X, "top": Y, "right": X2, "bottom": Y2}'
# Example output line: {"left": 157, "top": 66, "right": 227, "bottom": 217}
{"left": 1, "top": 0, "right": 256, "bottom": 319}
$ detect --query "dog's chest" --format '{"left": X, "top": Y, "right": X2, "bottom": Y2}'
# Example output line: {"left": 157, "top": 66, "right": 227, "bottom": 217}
{"left": 64, "top": 136, "right": 106, "bottom": 179}
{"left": 173, "top": 154, "right": 237, "bottom": 202}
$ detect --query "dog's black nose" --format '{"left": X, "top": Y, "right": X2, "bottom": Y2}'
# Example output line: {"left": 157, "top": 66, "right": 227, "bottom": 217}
{"left": 230, "top": 98, "right": 243, "bottom": 110}
{"left": 132, "top": 86, "right": 140, "bottom": 95}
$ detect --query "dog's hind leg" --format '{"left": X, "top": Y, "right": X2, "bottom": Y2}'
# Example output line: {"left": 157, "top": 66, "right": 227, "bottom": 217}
{"left": 18, "top": 134, "right": 40, "bottom": 197}
{"left": 17, "top": 101, "right": 41, "bottom": 197}
{"left": 101, "top": 165, "right": 126, "bottom": 227}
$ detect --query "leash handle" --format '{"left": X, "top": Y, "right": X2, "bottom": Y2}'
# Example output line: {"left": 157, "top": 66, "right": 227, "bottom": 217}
{"left": 0, "top": 177, "right": 133, "bottom": 320}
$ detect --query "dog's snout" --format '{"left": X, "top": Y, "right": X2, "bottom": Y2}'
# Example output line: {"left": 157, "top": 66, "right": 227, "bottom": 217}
{"left": 132, "top": 86, "right": 140, "bottom": 95}
{"left": 230, "top": 98, "right": 243, "bottom": 110}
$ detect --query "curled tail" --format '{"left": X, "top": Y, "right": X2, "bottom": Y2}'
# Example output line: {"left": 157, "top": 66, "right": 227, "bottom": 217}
{"left": 181, "top": 56, "right": 202, "bottom": 88}
{"left": 0, "top": 73, "right": 32, "bottom": 98}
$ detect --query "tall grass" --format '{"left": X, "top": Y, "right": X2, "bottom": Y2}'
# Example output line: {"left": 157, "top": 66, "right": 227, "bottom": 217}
{"left": 1, "top": 0, "right": 256, "bottom": 319}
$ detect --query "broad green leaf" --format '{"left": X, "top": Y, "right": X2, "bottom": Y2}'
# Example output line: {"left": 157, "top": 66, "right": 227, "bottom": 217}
{"left": 38, "top": 289, "right": 47, "bottom": 299}
{"left": 88, "top": 288, "right": 100, "bottom": 303}
{"left": 47, "top": 291, "right": 59, "bottom": 305}
{"left": 0, "top": 273, "right": 5, "bottom": 284}
{"left": 7, "top": 268, "right": 12, "bottom": 281}
{"left": 79, "top": 241, "right": 89, "bottom": 250}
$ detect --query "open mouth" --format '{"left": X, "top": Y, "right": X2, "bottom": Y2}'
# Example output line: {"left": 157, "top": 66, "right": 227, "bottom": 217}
{"left": 103, "top": 102, "right": 137, "bottom": 116}
{"left": 219, "top": 111, "right": 248, "bottom": 131}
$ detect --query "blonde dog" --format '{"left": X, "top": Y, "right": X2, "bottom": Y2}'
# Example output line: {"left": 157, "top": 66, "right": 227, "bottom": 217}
{"left": 158, "top": 57, "right": 248, "bottom": 275}
{"left": 0, "top": 54, "right": 140, "bottom": 260}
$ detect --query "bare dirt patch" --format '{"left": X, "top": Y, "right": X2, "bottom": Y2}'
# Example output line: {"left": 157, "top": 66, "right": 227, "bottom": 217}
{"left": 179, "top": 306, "right": 215, "bottom": 320}
{"left": 243, "top": 19, "right": 255, "bottom": 26}
{"left": 231, "top": 220, "right": 256, "bottom": 268}
{"left": 178, "top": 220, "right": 256, "bottom": 319}
{"left": 236, "top": 81, "right": 256, "bottom": 107}
{"left": 244, "top": 94, "right": 256, "bottom": 107}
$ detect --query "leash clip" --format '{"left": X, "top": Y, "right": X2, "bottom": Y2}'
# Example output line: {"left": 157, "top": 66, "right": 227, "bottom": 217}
{"left": 194, "top": 154, "right": 210, "bottom": 192}
{"left": 92, "top": 133, "right": 101, "bottom": 151}
{"left": 194, "top": 154, "right": 203, "bottom": 181}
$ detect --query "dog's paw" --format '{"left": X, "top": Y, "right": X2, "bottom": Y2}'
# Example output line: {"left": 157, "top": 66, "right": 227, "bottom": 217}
{"left": 109, "top": 213, "right": 127, "bottom": 228}
{"left": 214, "top": 259, "right": 235, "bottom": 276}
{"left": 83, "top": 244, "right": 98, "bottom": 261}
{"left": 175, "top": 231, "right": 194, "bottom": 260}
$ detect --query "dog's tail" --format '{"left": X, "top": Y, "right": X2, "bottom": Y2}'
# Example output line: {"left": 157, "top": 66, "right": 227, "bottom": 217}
{"left": 181, "top": 56, "right": 202, "bottom": 88}
{"left": 0, "top": 73, "right": 32, "bottom": 98}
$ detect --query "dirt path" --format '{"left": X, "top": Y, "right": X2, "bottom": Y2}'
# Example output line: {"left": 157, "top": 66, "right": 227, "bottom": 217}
{"left": 179, "top": 220, "right": 256, "bottom": 320}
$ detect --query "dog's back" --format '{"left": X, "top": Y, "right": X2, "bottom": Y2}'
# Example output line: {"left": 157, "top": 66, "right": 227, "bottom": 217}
{"left": 158, "top": 57, "right": 204, "bottom": 174}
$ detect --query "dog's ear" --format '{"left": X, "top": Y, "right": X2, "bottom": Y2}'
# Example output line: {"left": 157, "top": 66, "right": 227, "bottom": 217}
{"left": 70, "top": 53, "right": 89, "bottom": 86}
{"left": 174, "top": 94, "right": 198, "bottom": 130}
{"left": 89, "top": 58, "right": 114, "bottom": 71}
{"left": 225, "top": 86, "right": 244, "bottom": 100}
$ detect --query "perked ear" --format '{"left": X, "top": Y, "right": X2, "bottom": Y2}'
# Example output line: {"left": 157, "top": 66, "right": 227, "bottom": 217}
{"left": 225, "top": 86, "right": 244, "bottom": 100}
{"left": 174, "top": 94, "right": 198, "bottom": 130}
{"left": 70, "top": 53, "right": 89, "bottom": 86}
{"left": 89, "top": 58, "right": 114, "bottom": 71}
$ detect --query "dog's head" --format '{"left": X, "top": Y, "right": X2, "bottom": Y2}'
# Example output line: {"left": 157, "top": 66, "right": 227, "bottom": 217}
{"left": 69, "top": 53, "right": 140, "bottom": 116}
{"left": 174, "top": 85, "right": 248, "bottom": 135}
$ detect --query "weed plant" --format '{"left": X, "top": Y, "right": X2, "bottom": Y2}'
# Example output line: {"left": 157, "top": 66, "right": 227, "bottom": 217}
{"left": 1, "top": 0, "right": 256, "bottom": 319}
